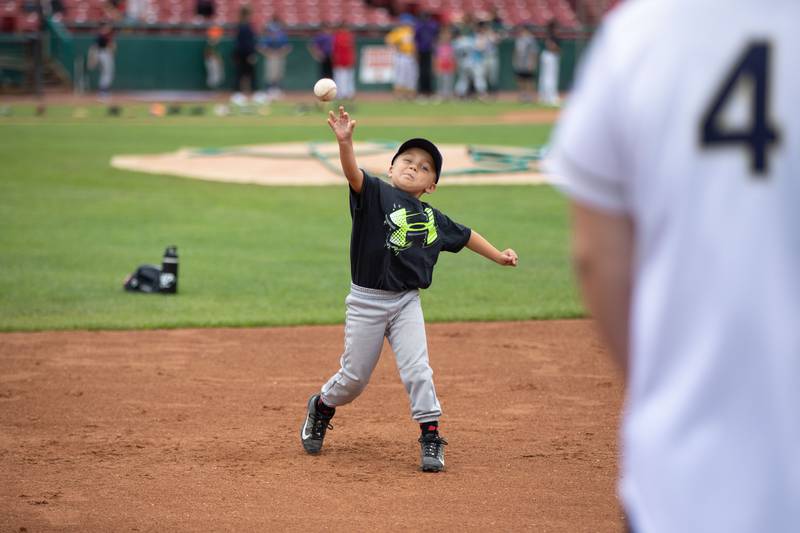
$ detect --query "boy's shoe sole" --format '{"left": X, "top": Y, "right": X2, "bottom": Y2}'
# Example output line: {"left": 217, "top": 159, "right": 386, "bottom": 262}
{"left": 421, "top": 460, "right": 445, "bottom": 472}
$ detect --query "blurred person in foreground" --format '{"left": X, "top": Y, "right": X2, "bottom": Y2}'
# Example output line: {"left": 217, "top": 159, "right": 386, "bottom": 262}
{"left": 547, "top": 1, "right": 799, "bottom": 532}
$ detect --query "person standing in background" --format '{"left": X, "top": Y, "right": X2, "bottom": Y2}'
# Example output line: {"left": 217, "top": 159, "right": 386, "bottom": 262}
{"left": 258, "top": 17, "right": 292, "bottom": 98}
{"left": 512, "top": 23, "right": 538, "bottom": 102}
{"left": 332, "top": 22, "right": 356, "bottom": 100}
{"left": 90, "top": 21, "right": 115, "bottom": 99}
{"left": 232, "top": 6, "right": 257, "bottom": 104}
{"left": 386, "top": 14, "right": 417, "bottom": 100}
{"left": 538, "top": 21, "right": 560, "bottom": 105}
{"left": 483, "top": 11, "right": 504, "bottom": 94}
{"left": 309, "top": 23, "right": 334, "bottom": 80}
{"left": 452, "top": 24, "right": 471, "bottom": 97}
{"left": 454, "top": 20, "right": 488, "bottom": 99}
{"left": 204, "top": 25, "right": 224, "bottom": 90}
{"left": 434, "top": 25, "right": 455, "bottom": 100}
{"left": 414, "top": 11, "right": 439, "bottom": 98}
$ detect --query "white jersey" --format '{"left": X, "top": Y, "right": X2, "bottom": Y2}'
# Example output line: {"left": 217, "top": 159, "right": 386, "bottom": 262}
{"left": 547, "top": 1, "right": 800, "bottom": 532}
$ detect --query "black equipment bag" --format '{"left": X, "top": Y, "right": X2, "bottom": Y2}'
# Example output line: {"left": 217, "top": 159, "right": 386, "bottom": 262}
{"left": 123, "top": 264, "right": 163, "bottom": 293}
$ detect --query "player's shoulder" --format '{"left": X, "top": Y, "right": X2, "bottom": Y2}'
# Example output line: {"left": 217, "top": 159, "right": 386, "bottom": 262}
{"left": 595, "top": 0, "right": 676, "bottom": 52}
{"left": 585, "top": 0, "right": 700, "bottom": 78}
{"left": 603, "top": 0, "right": 682, "bottom": 29}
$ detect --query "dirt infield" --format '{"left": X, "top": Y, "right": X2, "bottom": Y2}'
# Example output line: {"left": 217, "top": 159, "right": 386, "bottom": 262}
{"left": 1, "top": 320, "right": 624, "bottom": 532}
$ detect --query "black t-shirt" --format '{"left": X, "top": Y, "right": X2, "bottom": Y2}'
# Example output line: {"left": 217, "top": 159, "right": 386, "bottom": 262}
{"left": 349, "top": 172, "right": 472, "bottom": 291}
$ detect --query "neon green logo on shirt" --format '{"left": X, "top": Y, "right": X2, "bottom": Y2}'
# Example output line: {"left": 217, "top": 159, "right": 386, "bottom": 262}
{"left": 387, "top": 207, "right": 438, "bottom": 251}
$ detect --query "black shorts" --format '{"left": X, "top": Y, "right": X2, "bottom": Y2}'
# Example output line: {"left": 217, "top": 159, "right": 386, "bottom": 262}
{"left": 514, "top": 69, "right": 534, "bottom": 80}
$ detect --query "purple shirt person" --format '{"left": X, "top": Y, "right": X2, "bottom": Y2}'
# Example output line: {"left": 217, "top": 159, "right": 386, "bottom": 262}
{"left": 309, "top": 26, "right": 334, "bottom": 79}
{"left": 414, "top": 12, "right": 439, "bottom": 95}
{"left": 414, "top": 12, "right": 439, "bottom": 53}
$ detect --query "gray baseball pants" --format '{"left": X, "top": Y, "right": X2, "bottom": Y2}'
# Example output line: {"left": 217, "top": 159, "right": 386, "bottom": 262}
{"left": 320, "top": 283, "right": 442, "bottom": 423}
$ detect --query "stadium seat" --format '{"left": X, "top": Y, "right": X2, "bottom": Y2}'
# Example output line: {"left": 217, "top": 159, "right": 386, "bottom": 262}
{"left": 7, "top": 0, "right": 611, "bottom": 29}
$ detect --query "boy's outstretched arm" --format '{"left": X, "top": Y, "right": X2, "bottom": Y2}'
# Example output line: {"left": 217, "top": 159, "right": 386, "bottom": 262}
{"left": 327, "top": 105, "right": 364, "bottom": 193}
{"left": 466, "top": 230, "right": 518, "bottom": 266}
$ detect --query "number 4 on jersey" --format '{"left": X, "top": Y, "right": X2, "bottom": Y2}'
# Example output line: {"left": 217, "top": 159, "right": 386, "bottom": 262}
{"left": 701, "top": 43, "right": 780, "bottom": 175}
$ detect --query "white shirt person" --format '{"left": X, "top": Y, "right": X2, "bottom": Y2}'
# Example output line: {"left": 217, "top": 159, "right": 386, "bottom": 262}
{"left": 547, "top": 1, "right": 800, "bottom": 532}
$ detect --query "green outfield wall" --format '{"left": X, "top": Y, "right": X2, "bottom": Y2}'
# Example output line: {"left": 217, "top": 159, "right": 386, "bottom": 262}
{"left": 2, "top": 22, "right": 586, "bottom": 93}
{"left": 0, "top": 34, "right": 32, "bottom": 88}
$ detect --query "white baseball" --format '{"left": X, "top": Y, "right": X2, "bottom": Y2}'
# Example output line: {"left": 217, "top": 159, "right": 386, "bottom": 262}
{"left": 313, "top": 78, "right": 337, "bottom": 101}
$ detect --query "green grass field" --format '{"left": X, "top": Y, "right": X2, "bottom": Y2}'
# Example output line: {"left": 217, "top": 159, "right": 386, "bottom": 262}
{"left": 0, "top": 100, "right": 582, "bottom": 331}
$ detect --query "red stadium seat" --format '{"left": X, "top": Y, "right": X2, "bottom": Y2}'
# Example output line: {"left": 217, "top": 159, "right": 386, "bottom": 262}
{"left": 44, "top": 0, "right": 613, "bottom": 28}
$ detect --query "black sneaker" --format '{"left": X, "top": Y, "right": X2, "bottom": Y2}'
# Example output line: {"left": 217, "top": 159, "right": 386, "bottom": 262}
{"left": 301, "top": 394, "right": 334, "bottom": 454}
{"left": 419, "top": 432, "right": 447, "bottom": 472}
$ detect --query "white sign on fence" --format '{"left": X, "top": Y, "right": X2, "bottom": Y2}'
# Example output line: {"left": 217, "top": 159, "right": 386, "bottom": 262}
{"left": 359, "top": 46, "right": 394, "bottom": 84}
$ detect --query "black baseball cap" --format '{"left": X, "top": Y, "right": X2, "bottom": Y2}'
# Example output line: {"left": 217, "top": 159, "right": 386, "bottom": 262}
{"left": 391, "top": 138, "right": 443, "bottom": 183}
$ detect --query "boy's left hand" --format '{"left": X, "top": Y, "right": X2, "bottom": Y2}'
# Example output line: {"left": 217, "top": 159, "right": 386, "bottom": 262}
{"left": 498, "top": 249, "right": 519, "bottom": 267}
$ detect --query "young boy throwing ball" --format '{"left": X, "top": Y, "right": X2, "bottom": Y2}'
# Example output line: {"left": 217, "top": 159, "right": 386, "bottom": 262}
{"left": 301, "top": 106, "right": 518, "bottom": 472}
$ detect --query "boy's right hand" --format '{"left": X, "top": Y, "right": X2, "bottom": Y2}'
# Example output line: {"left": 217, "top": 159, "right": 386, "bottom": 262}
{"left": 327, "top": 106, "right": 356, "bottom": 144}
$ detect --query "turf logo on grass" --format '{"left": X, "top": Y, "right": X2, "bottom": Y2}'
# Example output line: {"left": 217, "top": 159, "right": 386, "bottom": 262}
{"left": 110, "top": 142, "right": 550, "bottom": 187}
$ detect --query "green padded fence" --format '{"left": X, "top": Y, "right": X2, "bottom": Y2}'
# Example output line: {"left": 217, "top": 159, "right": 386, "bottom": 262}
{"left": 45, "top": 17, "right": 74, "bottom": 78}
{"left": 23, "top": 20, "right": 586, "bottom": 92}
{"left": 0, "top": 34, "right": 32, "bottom": 89}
